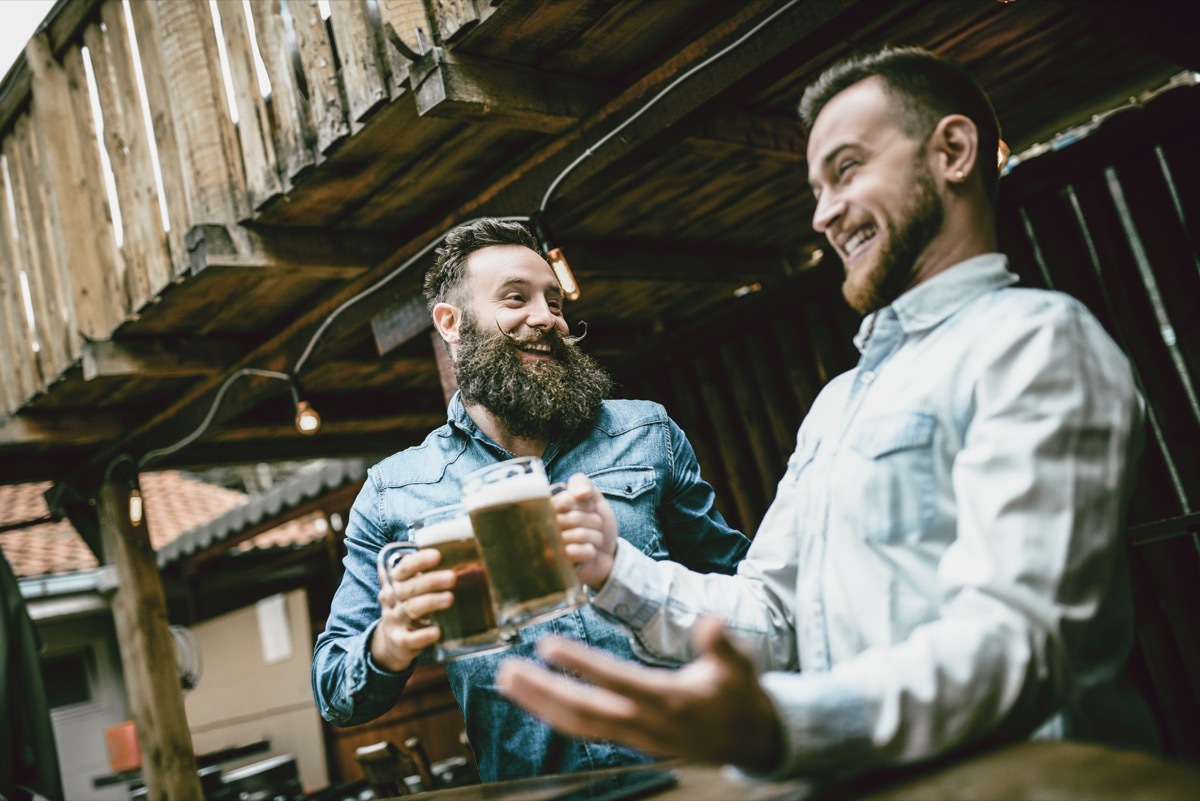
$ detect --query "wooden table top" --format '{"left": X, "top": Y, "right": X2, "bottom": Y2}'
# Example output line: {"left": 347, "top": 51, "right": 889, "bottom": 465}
{"left": 393, "top": 741, "right": 1200, "bottom": 801}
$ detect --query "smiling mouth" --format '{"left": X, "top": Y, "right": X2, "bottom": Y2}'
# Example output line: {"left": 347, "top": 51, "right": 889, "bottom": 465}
{"left": 515, "top": 341, "right": 553, "bottom": 358}
{"left": 843, "top": 225, "right": 877, "bottom": 260}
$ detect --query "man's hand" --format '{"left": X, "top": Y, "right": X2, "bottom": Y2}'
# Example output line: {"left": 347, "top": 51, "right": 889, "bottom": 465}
{"left": 553, "top": 473, "right": 619, "bottom": 590}
{"left": 496, "top": 617, "right": 784, "bottom": 773}
{"left": 370, "top": 548, "right": 456, "bottom": 672}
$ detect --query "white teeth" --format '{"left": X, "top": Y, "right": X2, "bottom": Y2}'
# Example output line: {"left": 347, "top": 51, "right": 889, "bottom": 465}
{"left": 845, "top": 226, "right": 876, "bottom": 256}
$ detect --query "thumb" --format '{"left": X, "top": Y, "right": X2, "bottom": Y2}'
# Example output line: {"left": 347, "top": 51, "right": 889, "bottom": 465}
{"left": 566, "top": 472, "right": 597, "bottom": 502}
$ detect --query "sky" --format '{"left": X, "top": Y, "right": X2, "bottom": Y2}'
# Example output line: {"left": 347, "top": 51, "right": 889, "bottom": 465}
{"left": 1, "top": 0, "right": 56, "bottom": 79}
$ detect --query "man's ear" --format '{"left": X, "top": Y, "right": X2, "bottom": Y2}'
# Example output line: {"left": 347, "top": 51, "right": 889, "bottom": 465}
{"left": 929, "top": 114, "right": 979, "bottom": 186}
{"left": 432, "top": 302, "right": 462, "bottom": 346}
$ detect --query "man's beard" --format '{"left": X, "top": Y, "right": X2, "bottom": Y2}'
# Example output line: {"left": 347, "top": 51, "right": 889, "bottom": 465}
{"left": 453, "top": 312, "right": 612, "bottom": 442}
{"left": 843, "top": 157, "right": 945, "bottom": 315}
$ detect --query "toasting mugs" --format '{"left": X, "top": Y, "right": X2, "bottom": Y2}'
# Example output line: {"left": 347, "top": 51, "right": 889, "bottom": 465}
{"left": 461, "top": 456, "right": 587, "bottom": 628}
{"left": 379, "top": 457, "right": 585, "bottom": 661}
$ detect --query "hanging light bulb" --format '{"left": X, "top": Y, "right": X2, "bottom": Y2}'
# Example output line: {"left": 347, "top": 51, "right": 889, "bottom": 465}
{"left": 546, "top": 247, "right": 580, "bottom": 301}
{"left": 294, "top": 400, "right": 322, "bottom": 435}
{"left": 128, "top": 488, "right": 143, "bottom": 526}
{"left": 287, "top": 375, "right": 322, "bottom": 435}
{"left": 532, "top": 216, "right": 581, "bottom": 301}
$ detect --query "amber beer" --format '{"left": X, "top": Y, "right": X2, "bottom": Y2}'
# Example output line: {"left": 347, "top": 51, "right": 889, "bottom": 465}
{"left": 408, "top": 505, "right": 507, "bottom": 660}
{"left": 462, "top": 458, "right": 586, "bottom": 628}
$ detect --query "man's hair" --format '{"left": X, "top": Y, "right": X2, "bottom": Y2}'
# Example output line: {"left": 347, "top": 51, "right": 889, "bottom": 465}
{"left": 798, "top": 46, "right": 1001, "bottom": 204}
{"left": 424, "top": 219, "right": 540, "bottom": 310}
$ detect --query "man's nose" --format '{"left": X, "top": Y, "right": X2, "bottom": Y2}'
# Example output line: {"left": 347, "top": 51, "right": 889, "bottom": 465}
{"left": 524, "top": 297, "right": 558, "bottom": 330}
{"left": 812, "top": 191, "right": 844, "bottom": 234}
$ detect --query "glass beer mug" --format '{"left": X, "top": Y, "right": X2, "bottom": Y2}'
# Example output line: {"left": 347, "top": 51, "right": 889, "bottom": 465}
{"left": 460, "top": 456, "right": 586, "bottom": 629}
{"left": 377, "top": 504, "right": 509, "bottom": 661}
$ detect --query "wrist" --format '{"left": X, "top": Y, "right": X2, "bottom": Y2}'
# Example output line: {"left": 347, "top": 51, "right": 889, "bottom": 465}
{"left": 369, "top": 626, "right": 414, "bottom": 673}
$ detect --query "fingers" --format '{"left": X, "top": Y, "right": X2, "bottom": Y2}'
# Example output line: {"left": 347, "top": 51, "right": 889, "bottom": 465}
{"left": 496, "top": 658, "right": 641, "bottom": 743}
{"left": 536, "top": 636, "right": 672, "bottom": 706}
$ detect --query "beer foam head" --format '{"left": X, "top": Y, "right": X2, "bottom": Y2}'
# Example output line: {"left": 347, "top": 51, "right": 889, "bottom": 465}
{"left": 464, "top": 471, "right": 549, "bottom": 509}
{"left": 413, "top": 515, "right": 475, "bottom": 546}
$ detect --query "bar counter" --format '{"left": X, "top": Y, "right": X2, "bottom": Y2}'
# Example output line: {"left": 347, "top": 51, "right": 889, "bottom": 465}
{"left": 389, "top": 741, "right": 1200, "bottom": 801}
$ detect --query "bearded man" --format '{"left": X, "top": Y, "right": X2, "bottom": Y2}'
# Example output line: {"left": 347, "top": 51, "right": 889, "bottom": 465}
{"left": 311, "top": 218, "right": 749, "bottom": 782}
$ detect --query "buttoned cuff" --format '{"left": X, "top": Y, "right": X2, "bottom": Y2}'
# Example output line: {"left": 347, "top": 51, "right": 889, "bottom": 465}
{"left": 730, "top": 670, "right": 873, "bottom": 781}
{"left": 591, "top": 539, "right": 664, "bottom": 628}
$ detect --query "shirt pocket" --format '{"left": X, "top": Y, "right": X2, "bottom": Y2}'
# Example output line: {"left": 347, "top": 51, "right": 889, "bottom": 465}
{"left": 588, "top": 465, "right": 661, "bottom": 556}
{"left": 843, "top": 412, "right": 937, "bottom": 544}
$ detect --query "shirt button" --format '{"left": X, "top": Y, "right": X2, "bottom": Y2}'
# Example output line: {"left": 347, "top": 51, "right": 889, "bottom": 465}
{"left": 615, "top": 604, "right": 629, "bottom": 617}
{"left": 811, "top": 601, "right": 823, "bottom": 617}
{"left": 860, "top": 370, "right": 876, "bottom": 385}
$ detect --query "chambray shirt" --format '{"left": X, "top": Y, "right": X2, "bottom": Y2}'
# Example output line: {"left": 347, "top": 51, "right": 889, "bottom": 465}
{"left": 594, "top": 254, "right": 1159, "bottom": 776}
{"left": 312, "top": 394, "right": 749, "bottom": 781}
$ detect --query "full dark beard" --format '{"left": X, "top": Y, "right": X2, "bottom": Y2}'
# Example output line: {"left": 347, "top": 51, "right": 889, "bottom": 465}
{"left": 845, "top": 157, "right": 945, "bottom": 315}
{"left": 453, "top": 313, "right": 612, "bottom": 442}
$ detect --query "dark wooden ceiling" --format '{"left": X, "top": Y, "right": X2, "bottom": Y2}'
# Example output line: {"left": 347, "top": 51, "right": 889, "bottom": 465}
{"left": 2, "top": 0, "right": 1195, "bottom": 486}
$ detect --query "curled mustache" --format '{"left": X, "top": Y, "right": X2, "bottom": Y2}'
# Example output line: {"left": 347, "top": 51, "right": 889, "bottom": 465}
{"left": 494, "top": 319, "right": 588, "bottom": 346}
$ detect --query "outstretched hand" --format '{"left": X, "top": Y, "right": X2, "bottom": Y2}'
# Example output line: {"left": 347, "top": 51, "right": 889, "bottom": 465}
{"left": 496, "top": 617, "right": 783, "bottom": 773}
{"left": 553, "top": 473, "right": 619, "bottom": 589}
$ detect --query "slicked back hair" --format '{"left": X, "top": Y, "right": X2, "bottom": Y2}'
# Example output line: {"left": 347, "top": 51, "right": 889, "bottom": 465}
{"left": 799, "top": 46, "right": 1001, "bottom": 205}
{"left": 424, "top": 219, "right": 541, "bottom": 311}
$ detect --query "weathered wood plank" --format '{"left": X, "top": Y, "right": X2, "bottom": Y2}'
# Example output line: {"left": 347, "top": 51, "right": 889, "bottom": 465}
{"left": 29, "top": 32, "right": 122, "bottom": 349}
{"left": 82, "top": 338, "right": 241, "bottom": 381}
{"left": 376, "top": 0, "right": 431, "bottom": 65}
{"left": 431, "top": 0, "right": 481, "bottom": 43}
{"left": 99, "top": 1, "right": 173, "bottom": 301}
{"left": 206, "top": 411, "right": 447, "bottom": 442}
{"left": 413, "top": 53, "right": 608, "bottom": 132}
{"left": 0, "top": 172, "right": 32, "bottom": 413}
{"left": 99, "top": 472, "right": 204, "bottom": 801}
{"left": 153, "top": 0, "right": 247, "bottom": 224}
{"left": 691, "top": 355, "right": 761, "bottom": 532}
{"left": 213, "top": 0, "right": 282, "bottom": 211}
{"left": 83, "top": 20, "right": 151, "bottom": 313}
{"left": 372, "top": 293, "right": 431, "bottom": 356}
{"left": 5, "top": 117, "right": 71, "bottom": 381}
{"left": 246, "top": 0, "right": 315, "bottom": 186}
{"left": 58, "top": 43, "right": 129, "bottom": 336}
{"left": 325, "top": 0, "right": 388, "bottom": 129}
{"left": 126, "top": 0, "right": 190, "bottom": 277}
{"left": 288, "top": 0, "right": 350, "bottom": 153}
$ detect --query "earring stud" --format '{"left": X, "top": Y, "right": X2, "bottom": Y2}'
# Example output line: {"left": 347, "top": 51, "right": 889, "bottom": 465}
{"left": 954, "top": 169, "right": 964, "bottom": 182}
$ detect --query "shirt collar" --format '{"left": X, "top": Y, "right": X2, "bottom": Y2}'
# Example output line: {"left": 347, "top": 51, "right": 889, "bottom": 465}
{"left": 853, "top": 253, "right": 1017, "bottom": 353}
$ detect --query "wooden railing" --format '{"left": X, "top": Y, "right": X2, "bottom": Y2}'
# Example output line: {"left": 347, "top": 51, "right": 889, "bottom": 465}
{"left": 0, "top": 0, "right": 499, "bottom": 418}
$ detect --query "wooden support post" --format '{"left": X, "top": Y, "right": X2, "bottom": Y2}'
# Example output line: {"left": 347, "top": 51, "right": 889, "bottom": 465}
{"left": 99, "top": 465, "right": 203, "bottom": 801}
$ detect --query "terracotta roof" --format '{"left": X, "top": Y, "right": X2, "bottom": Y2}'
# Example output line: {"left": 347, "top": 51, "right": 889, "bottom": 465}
{"left": 0, "top": 471, "right": 328, "bottom": 579}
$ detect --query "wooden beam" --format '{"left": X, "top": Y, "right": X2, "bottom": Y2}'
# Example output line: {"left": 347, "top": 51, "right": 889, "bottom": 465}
{"left": 99, "top": 469, "right": 203, "bottom": 801}
{"left": 689, "top": 112, "right": 807, "bottom": 162}
{"left": 371, "top": 293, "right": 431, "bottom": 356}
{"left": 82, "top": 339, "right": 241, "bottom": 381}
{"left": 413, "top": 52, "right": 610, "bottom": 132}
{"left": 185, "top": 224, "right": 404, "bottom": 278}
{"left": 67, "top": 0, "right": 870, "bottom": 484}
{"left": 0, "top": 412, "right": 124, "bottom": 445}
{"left": 206, "top": 412, "right": 447, "bottom": 443}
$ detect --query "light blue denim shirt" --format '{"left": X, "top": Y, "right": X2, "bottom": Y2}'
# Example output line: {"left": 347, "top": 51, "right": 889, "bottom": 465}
{"left": 594, "top": 254, "right": 1159, "bottom": 776}
{"left": 312, "top": 394, "right": 749, "bottom": 781}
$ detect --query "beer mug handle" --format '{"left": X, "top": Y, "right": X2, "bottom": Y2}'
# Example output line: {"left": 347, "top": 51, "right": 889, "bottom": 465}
{"left": 377, "top": 540, "right": 418, "bottom": 591}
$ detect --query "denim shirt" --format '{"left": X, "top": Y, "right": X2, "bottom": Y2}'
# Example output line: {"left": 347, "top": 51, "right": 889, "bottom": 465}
{"left": 594, "top": 254, "right": 1159, "bottom": 776}
{"left": 312, "top": 393, "right": 749, "bottom": 781}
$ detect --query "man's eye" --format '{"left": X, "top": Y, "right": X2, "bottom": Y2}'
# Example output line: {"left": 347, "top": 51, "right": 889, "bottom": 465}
{"left": 505, "top": 293, "right": 524, "bottom": 303}
{"left": 837, "top": 159, "right": 858, "bottom": 176}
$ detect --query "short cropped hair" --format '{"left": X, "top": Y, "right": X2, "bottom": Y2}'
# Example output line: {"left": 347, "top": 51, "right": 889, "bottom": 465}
{"left": 799, "top": 46, "right": 1001, "bottom": 204}
{"left": 424, "top": 219, "right": 540, "bottom": 310}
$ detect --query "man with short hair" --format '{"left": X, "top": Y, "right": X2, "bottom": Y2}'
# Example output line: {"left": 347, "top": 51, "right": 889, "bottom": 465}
{"left": 497, "top": 46, "right": 1160, "bottom": 777}
{"left": 311, "top": 218, "right": 750, "bottom": 781}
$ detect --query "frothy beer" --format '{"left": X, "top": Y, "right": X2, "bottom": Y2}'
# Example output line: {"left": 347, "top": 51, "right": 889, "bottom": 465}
{"left": 464, "top": 470, "right": 583, "bottom": 627}
{"left": 412, "top": 515, "right": 499, "bottom": 652}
